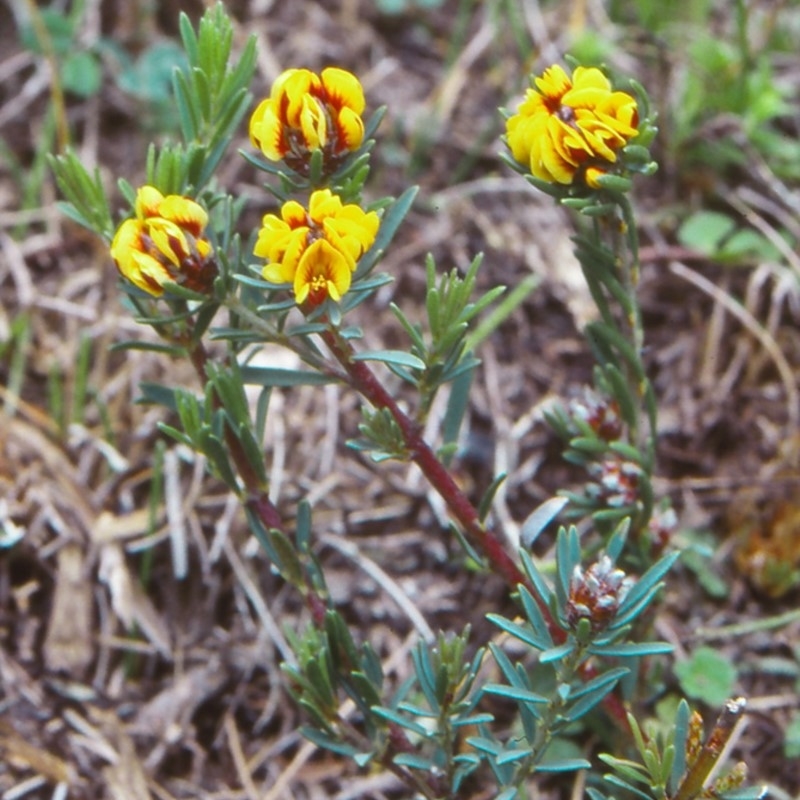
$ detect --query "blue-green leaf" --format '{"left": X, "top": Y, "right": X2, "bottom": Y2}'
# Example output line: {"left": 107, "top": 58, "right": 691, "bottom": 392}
{"left": 351, "top": 349, "right": 425, "bottom": 370}
{"left": 300, "top": 725, "right": 359, "bottom": 757}
{"left": 393, "top": 753, "right": 435, "bottom": 770}
{"left": 518, "top": 585, "right": 555, "bottom": 649}
{"left": 588, "top": 642, "right": 673, "bottom": 658}
{"left": 496, "top": 747, "right": 531, "bottom": 766}
{"left": 539, "top": 642, "right": 575, "bottom": 663}
{"left": 451, "top": 713, "right": 494, "bottom": 728}
{"left": 486, "top": 613, "right": 549, "bottom": 652}
{"left": 614, "top": 551, "right": 680, "bottom": 627}
{"left": 482, "top": 683, "right": 547, "bottom": 705}
{"left": 521, "top": 496, "right": 569, "bottom": 547}
{"left": 240, "top": 366, "right": 338, "bottom": 387}
{"left": 370, "top": 706, "right": 430, "bottom": 738}
{"left": 536, "top": 757, "right": 592, "bottom": 772}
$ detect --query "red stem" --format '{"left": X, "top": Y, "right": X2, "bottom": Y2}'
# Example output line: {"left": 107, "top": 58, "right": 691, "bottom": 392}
{"left": 322, "top": 329, "right": 529, "bottom": 592}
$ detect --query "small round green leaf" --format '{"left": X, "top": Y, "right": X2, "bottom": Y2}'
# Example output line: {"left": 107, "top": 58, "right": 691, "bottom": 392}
{"left": 675, "top": 646, "right": 737, "bottom": 707}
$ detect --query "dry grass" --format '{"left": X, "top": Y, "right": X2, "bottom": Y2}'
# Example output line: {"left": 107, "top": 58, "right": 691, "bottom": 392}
{"left": 2, "top": 0, "right": 800, "bottom": 797}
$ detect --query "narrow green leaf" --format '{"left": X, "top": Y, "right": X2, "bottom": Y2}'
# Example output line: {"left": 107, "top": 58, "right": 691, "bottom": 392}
{"left": 451, "top": 713, "right": 494, "bottom": 727}
{"left": 477, "top": 472, "right": 507, "bottom": 522}
{"left": 351, "top": 349, "right": 425, "bottom": 370}
{"left": 198, "top": 429, "right": 239, "bottom": 489}
{"left": 539, "top": 642, "right": 576, "bottom": 663}
{"left": 393, "top": 753, "right": 434, "bottom": 770}
{"left": 487, "top": 643, "right": 525, "bottom": 689}
{"left": 486, "top": 613, "right": 549, "bottom": 652}
{"left": 536, "top": 757, "right": 592, "bottom": 772}
{"left": 240, "top": 366, "right": 338, "bottom": 387}
{"left": 348, "top": 671, "right": 381, "bottom": 710}
{"left": 300, "top": 725, "right": 359, "bottom": 758}
{"left": 588, "top": 641, "right": 673, "bottom": 658}
{"left": 237, "top": 422, "right": 268, "bottom": 484}
{"left": 465, "top": 736, "right": 502, "bottom": 756}
{"left": 614, "top": 551, "right": 680, "bottom": 627}
{"left": 496, "top": 747, "right": 531, "bottom": 766}
{"left": 519, "top": 549, "right": 554, "bottom": 608}
{"left": 411, "top": 643, "right": 441, "bottom": 714}
{"left": 563, "top": 671, "right": 627, "bottom": 721}
{"left": 440, "top": 367, "right": 473, "bottom": 464}
{"left": 555, "top": 527, "right": 575, "bottom": 607}
{"left": 569, "top": 667, "right": 629, "bottom": 700}
{"left": 354, "top": 186, "right": 418, "bottom": 278}
{"left": 396, "top": 701, "right": 436, "bottom": 719}
{"left": 267, "top": 529, "right": 304, "bottom": 587}
{"left": 517, "top": 585, "right": 554, "bottom": 649}
{"left": 370, "top": 706, "right": 431, "bottom": 738}
{"left": 717, "top": 788, "right": 767, "bottom": 800}
{"left": 600, "top": 363, "right": 639, "bottom": 431}
{"left": 390, "top": 303, "right": 427, "bottom": 353}
{"left": 483, "top": 683, "right": 547, "bottom": 706}
{"left": 669, "top": 700, "right": 690, "bottom": 794}
{"left": 603, "top": 774, "right": 655, "bottom": 800}
{"left": 521, "top": 496, "right": 569, "bottom": 548}
{"left": 173, "top": 69, "right": 200, "bottom": 142}
{"left": 156, "top": 423, "right": 192, "bottom": 448}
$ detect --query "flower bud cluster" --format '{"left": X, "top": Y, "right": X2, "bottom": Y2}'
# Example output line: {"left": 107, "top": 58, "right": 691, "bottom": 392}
{"left": 587, "top": 457, "right": 641, "bottom": 508}
{"left": 568, "top": 386, "right": 623, "bottom": 441}
{"left": 565, "top": 554, "right": 635, "bottom": 632}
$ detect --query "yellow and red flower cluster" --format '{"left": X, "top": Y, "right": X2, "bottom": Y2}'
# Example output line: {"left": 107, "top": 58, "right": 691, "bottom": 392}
{"left": 255, "top": 189, "right": 379, "bottom": 306}
{"left": 249, "top": 67, "right": 366, "bottom": 176}
{"left": 506, "top": 64, "right": 639, "bottom": 188}
{"left": 110, "top": 186, "right": 215, "bottom": 296}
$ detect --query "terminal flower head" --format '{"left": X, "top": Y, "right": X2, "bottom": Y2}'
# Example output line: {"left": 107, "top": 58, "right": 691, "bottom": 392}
{"left": 506, "top": 64, "right": 638, "bottom": 188}
{"left": 110, "top": 186, "right": 216, "bottom": 297}
{"left": 254, "top": 188, "right": 379, "bottom": 307}
{"left": 249, "top": 67, "right": 366, "bottom": 176}
{"left": 566, "top": 555, "right": 635, "bottom": 632}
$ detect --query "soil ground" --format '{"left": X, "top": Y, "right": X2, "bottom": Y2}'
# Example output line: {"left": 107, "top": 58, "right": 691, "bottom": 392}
{"left": 1, "top": 1, "right": 799, "bottom": 798}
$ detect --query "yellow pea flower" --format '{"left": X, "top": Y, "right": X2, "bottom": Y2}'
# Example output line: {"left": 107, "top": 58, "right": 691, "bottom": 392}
{"left": 249, "top": 67, "right": 366, "bottom": 176}
{"left": 254, "top": 188, "right": 379, "bottom": 307}
{"left": 110, "top": 186, "right": 216, "bottom": 297}
{"left": 506, "top": 64, "right": 639, "bottom": 187}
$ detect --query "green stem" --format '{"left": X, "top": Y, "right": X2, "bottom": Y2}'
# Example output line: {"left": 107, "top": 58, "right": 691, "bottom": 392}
{"left": 512, "top": 644, "right": 586, "bottom": 788}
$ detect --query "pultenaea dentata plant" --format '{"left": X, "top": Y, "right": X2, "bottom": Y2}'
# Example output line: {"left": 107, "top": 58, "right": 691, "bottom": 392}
{"left": 50, "top": 6, "right": 765, "bottom": 799}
